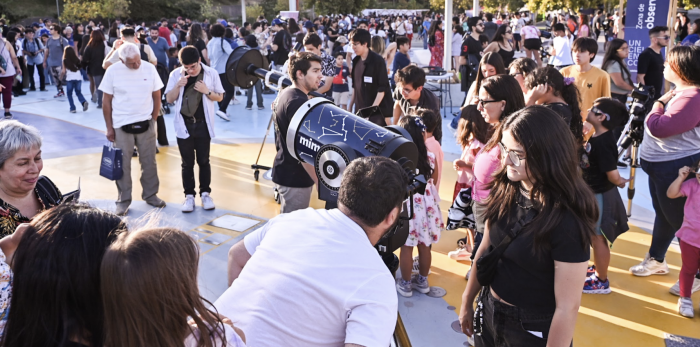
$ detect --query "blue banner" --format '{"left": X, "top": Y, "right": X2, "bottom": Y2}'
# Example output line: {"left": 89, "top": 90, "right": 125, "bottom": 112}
{"left": 624, "top": 0, "right": 671, "bottom": 81}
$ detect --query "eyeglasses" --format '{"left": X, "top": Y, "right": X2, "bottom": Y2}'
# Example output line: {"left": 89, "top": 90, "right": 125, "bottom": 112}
{"left": 499, "top": 142, "right": 526, "bottom": 167}
{"left": 589, "top": 107, "right": 610, "bottom": 120}
{"left": 400, "top": 86, "right": 416, "bottom": 95}
{"left": 477, "top": 99, "right": 501, "bottom": 106}
{"left": 505, "top": 31, "right": 512, "bottom": 34}
{"left": 655, "top": 35, "right": 670, "bottom": 40}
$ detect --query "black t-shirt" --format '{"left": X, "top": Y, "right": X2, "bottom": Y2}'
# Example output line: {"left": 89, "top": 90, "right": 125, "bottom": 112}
{"left": 489, "top": 194, "right": 590, "bottom": 312}
{"left": 183, "top": 71, "right": 206, "bottom": 123}
{"left": 194, "top": 39, "right": 207, "bottom": 65}
{"left": 392, "top": 88, "right": 442, "bottom": 143}
{"left": 460, "top": 35, "right": 483, "bottom": 58}
{"left": 272, "top": 87, "right": 314, "bottom": 188}
{"left": 582, "top": 130, "right": 618, "bottom": 193}
{"left": 273, "top": 31, "right": 290, "bottom": 66}
{"left": 326, "top": 27, "right": 338, "bottom": 42}
{"left": 637, "top": 47, "right": 664, "bottom": 99}
{"left": 543, "top": 102, "right": 573, "bottom": 126}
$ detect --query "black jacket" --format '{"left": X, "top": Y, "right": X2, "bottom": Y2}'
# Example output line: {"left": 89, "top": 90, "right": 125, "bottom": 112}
{"left": 351, "top": 50, "right": 393, "bottom": 126}
{"left": 81, "top": 44, "right": 106, "bottom": 77}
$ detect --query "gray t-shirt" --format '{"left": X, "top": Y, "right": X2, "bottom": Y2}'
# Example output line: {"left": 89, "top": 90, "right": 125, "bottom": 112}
{"left": 605, "top": 61, "right": 631, "bottom": 95}
{"left": 46, "top": 36, "right": 69, "bottom": 67}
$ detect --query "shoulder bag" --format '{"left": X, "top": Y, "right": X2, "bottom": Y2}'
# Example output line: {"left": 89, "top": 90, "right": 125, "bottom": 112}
{"left": 476, "top": 208, "right": 537, "bottom": 286}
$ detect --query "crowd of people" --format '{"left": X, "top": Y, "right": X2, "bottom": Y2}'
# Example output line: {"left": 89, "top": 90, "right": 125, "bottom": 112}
{"left": 0, "top": 8, "right": 698, "bottom": 347}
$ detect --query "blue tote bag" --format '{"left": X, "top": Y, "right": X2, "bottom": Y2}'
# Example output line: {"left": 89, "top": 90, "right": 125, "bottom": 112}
{"left": 99, "top": 143, "right": 123, "bottom": 180}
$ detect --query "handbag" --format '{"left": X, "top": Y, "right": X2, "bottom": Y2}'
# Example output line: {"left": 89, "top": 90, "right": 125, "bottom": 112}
{"left": 476, "top": 208, "right": 537, "bottom": 286}
{"left": 99, "top": 143, "right": 123, "bottom": 181}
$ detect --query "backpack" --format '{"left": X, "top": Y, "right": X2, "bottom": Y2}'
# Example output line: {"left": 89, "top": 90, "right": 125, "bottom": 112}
{"left": 139, "top": 44, "right": 148, "bottom": 61}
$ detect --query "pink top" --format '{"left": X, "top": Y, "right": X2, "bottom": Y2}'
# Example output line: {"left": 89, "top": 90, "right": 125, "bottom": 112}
{"left": 471, "top": 145, "right": 502, "bottom": 202}
{"left": 676, "top": 178, "right": 700, "bottom": 249}
{"left": 521, "top": 26, "right": 540, "bottom": 40}
{"left": 425, "top": 136, "right": 444, "bottom": 191}
{"left": 457, "top": 139, "right": 484, "bottom": 186}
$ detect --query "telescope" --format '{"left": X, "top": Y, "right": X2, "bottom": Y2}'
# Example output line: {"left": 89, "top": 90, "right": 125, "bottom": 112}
{"left": 225, "top": 46, "right": 428, "bottom": 271}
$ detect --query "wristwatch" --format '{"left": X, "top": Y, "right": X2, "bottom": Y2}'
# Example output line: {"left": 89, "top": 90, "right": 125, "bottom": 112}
{"left": 207, "top": 91, "right": 212, "bottom": 96}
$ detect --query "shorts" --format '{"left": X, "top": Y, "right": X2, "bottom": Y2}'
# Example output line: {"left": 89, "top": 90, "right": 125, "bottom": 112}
{"left": 594, "top": 189, "right": 630, "bottom": 243}
{"left": 524, "top": 38, "right": 542, "bottom": 50}
{"left": 275, "top": 184, "right": 313, "bottom": 213}
{"left": 333, "top": 91, "right": 350, "bottom": 105}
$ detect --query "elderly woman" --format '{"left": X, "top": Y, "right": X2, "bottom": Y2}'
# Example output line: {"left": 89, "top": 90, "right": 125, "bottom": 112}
{"left": 0, "top": 121, "right": 61, "bottom": 237}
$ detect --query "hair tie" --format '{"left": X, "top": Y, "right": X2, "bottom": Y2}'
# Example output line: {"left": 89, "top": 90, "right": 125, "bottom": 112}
{"left": 564, "top": 77, "right": 575, "bottom": 86}
{"left": 414, "top": 117, "right": 427, "bottom": 132}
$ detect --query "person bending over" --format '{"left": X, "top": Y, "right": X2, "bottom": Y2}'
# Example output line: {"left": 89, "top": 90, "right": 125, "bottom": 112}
{"left": 216, "top": 156, "right": 406, "bottom": 347}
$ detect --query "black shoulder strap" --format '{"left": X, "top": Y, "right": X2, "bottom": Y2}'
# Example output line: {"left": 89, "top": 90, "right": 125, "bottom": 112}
{"left": 35, "top": 176, "right": 62, "bottom": 206}
{"left": 492, "top": 208, "right": 537, "bottom": 248}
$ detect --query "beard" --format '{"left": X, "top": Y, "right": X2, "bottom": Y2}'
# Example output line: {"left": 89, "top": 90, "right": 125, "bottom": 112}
{"left": 374, "top": 212, "right": 402, "bottom": 246}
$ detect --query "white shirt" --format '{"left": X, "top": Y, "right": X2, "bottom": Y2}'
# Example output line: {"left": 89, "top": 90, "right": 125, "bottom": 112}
{"left": 215, "top": 208, "right": 398, "bottom": 347}
{"left": 165, "top": 63, "right": 225, "bottom": 139}
{"left": 550, "top": 35, "right": 574, "bottom": 66}
{"left": 65, "top": 68, "right": 82, "bottom": 81}
{"left": 395, "top": 21, "right": 407, "bottom": 35}
{"left": 99, "top": 61, "right": 163, "bottom": 128}
{"left": 184, "top": 324, "right": 246, "bottom": 347}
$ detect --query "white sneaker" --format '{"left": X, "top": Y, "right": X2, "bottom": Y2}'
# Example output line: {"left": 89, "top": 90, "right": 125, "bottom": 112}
{"left": 201, "top": 192, "right": 215, "bottom": 210}
{"left": 678, "top": 297, "right": 694, "bottom": 318}
{"left": 182, "top": 195, "right": 195, "bottom": 213}
{"left": 629, "top": 253, "right": 669, "bottom": 276}
{"left": 216, "top": 110, "right": 230, "bottom": 121}
{"left": 396, "top": 278, "right": 413, "bottom": 297}
{"left": 448, "top": 247, "right": 472, "bottom": 260}
{"left": 232, "top": 98, "right": 241, "bottom": 105}
{"left": 669, "top": 277, "right": 700, "bottom": 296}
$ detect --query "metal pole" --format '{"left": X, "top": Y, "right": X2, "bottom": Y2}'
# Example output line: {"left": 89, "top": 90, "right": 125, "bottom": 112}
{"left": 56, "top": 0, "right": 61, "bottom": 25}
{"left": 241, "top": 0, "right": 247, "bottom": 25}
{"left": 473, "top": 0, "right": 479, "bottom": 18}
{"left": 289, "top": 0, "right": 296, "bottom": 12}
{"left": 444, "top": 0, "right": 453, "bottom": 70}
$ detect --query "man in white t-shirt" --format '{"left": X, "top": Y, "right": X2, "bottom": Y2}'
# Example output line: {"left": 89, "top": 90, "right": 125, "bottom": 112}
{"left": 100, "top": 43, "right": 165, "bottom": 216}
{"left": 216, "top": 156, "right": 405, "bottom": 347}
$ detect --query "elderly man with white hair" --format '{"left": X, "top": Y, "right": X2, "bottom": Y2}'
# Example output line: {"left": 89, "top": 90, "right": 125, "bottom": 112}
{"left": 99, "top": 42, "right": 165, "bottom": 216}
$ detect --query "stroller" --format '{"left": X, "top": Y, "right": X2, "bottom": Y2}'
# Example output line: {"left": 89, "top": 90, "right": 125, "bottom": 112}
{"left": 155, "top": 63, "right": 170, "bottom": 146}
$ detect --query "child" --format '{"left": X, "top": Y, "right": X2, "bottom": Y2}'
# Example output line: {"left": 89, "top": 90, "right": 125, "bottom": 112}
{"left": 331, "top": 52, "right": 350, "bottom": 110}
{"left": 168, "top": 47, "right": 180, "bottom": 72}
{"left": 0, "top": 223, "right": 28, "bottom": 336}
{"left": 448, "top": 105, "right": 491, "bottom": 260}
{"left": 581, "top": 97, "right": 630, "bottom": 294}
{"left": 101, "top": 227, "right": 246, "bottom": 346}
{"left": 245, "top": 34, "right": 264, "bottom": 110}
{"left": 396, "top": 115, "right": 443, "bottom": 297}
{"left": 548, "top": 23, "right": 574, "bottom": 70}
{"left": 667, "top": 160, "right": 700, "bottom": 318}
{"left": 415, "top": 108, "right": 443, "bottom": 191}
{"left": 60, "top": 46, "right": 88, "bottom": 113}
{"left": 561, "top": 37, "right": 611, "bottom": 129}
{"left": 478, "top": 34, "right": 489, "bottom": 50}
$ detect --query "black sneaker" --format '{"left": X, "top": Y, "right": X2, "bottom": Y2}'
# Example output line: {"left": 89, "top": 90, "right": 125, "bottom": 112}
{"left": 28, "top": 88, "right": 36, "bottom": 91}
{"left": 82, "top": 101, "right": 89, "bottom": 111}
{"left": 245, "top": 106, "right": 252, "bottom": 110}
{"left": 258, "top": 105, "right": 264, "bottom": 110}
{"left": 133, "top": 148, "right": 138, "bottom": 157}
{"left": 40, "top": 88, "right": 48, "bottom": 92}
{"left": 235, "top": 90, "right": 242, "bottom": 96}
{"left": 4, "top": 112, "right": 12, "bottom": 119}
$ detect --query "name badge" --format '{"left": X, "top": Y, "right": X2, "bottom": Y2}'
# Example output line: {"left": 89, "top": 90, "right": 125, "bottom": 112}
{"left": 364, "top": 76, "right": 373, "bottom": 83}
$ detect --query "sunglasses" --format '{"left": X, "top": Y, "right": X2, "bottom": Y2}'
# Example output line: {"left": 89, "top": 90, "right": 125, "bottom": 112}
{"left": 506, "top": 31, "right": 512, "bottom": 34}
{"left": 499, "top": 142, "right": 526, "bottom": 167}
{"left": 655, "top": 35, "right": 670, "bottom": 40}
{"left": 477, "top": 98, "right": 501, "bottom": 106}
{"left": 589, "top": 107, "right": 610, "bottom": 121}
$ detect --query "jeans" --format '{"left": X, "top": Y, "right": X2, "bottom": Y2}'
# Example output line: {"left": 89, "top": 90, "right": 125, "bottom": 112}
{"left": 65, "top": 80, "right": 86, "bottom": 111}
{"left": 92, "top": 74, "right": 104, "bottom": 107}
{"left": 246, "top": 80, "right": 263, "bottom": 108}
{"left": 80, "top": 68, "right": 89, "bottom": 81}
{"left": 176, "top": 122, "right": 211, "bottom": 196}
{"left": 218, "top": 72, "right": 235, "bottom": 113}
{"left": 641, "top": 151, "right": 700, "bottom": 260}
{"left": 476, "top": 289, "right": 563, "bottom": 347}
{"left": 27, "top": 64, "right": 45, "bottom": 90}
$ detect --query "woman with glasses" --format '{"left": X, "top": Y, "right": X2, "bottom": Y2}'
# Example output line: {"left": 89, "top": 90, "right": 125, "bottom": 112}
{"left": 462, "top": 75, "right": 524, "bottom": 279}
{"left": 459, "top": 105, "right": 597, "bottom": 347}
{"left": 462, "top": 52, "right": 506, "bottom": 106}
{"left": 630, "top": 46, "right": 700, "bottom": 290}
{"left": 602, "top": 38, "right": 634, "bottom": 106}
{"left": 681, "top": 19, "right": 700, "bottom": 46}
{"left": 483, "top": 25, "right": 515, "bottom": 67}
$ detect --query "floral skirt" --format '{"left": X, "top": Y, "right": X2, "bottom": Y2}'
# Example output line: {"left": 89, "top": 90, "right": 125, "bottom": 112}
{"left": 406, "top": 182, "right": 444, "bottom": 247}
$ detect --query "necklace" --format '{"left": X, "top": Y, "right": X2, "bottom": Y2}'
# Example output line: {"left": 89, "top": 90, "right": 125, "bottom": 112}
{"left": 517, "top": 186, "right": 533, "bottom": 209}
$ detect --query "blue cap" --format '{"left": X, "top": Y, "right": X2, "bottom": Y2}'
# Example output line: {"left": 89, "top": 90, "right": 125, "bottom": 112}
{"left": 32, "top": 22, "right": 41, "bottom": 28}
{"left": 271, "top": 17, "right": 287, "bottom": 26}
{"left": 219, "top": 19, "right": 228, "bottom": 27}
{"left": 304, "top": 21, "right": 313, "bottom": 29}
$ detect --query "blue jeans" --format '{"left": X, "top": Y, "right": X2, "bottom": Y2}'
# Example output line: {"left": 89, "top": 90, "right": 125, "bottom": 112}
{"left": 66, "top": 80, "right": 86, "bottom": 111}
{"left": 246, "top": 80, "right": 263, "bottom": 108}
{"left": 641, "top": 151, "right": 700, "bottom": 260}
{"left": 422, "top": 33, "right": 428, "bottom": 50}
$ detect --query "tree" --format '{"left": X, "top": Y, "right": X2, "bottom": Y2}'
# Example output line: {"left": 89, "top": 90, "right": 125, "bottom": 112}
{"left": 60, "top": 0, "right": 129, "bottom": 23}
{"left": 274, "top": 0, "right": 289, "bottom": 13}
{"left": 246, "top": 4, "right": 265, "bottom": 22}
{"left": 305, "top": 0, "right": 369, "bottom": 15}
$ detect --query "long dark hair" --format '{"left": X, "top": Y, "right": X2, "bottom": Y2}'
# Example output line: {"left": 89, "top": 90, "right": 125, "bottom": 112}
{"left": 2, "top": 204, "right": 126, "bottom": 347}
{"left": 484, "top": 106, "right": 597, "bottom": 255}
{"left": 473, "top": 52, "right": 506, "bottom": 99}
{"left": 480, "top": 74, "right": 526, "bottom": 151}
{"left": 87, "top": 28, "right": 106, "bottom": 48}
{"left": 601, "top": 39, "right": 632, "bottom": 86}
{"left": 102, "top": 228, "right": 228, "bottom": 347}
{"left": 187, "top": 23, "right": 204, "bottom": 46}
{"left": 288, "top": 18, "right": 301, "bottom": 34}
{"left": 63, "top": 46, "right": 81, "bottom": 72}
{"left": 108, "top": 22, "right": 119, "bottom": 38}
{"left": 492, "top": 24, "right": 511, "bottom": 45}
{"left": 428, "top": 20, "right": 442, "bottom": 46}
{"left": 524, "top": 66, "right": 584, "bottom": 145}
{"left": 457, "top": 104, "right": 493, "bottom": 148}
{"left": 398, "top": 115, "right": 433, "bottom": 179}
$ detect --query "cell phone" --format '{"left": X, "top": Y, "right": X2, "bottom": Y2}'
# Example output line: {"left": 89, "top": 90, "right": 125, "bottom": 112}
{"left": 356, "top": 105, "right": 382, "bottom": 119}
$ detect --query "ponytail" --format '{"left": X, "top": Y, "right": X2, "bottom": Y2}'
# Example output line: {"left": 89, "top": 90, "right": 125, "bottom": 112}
{"left": 561, "top": 82, "right": 584, "bottom": 146}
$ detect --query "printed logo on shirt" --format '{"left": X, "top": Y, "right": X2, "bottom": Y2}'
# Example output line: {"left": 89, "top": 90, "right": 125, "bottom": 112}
{"left": 587, "top": 83, "right": 593, "bottom": 89}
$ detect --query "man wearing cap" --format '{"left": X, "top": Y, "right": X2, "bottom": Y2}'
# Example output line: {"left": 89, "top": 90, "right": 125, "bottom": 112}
{"left": 271, "top": 18, "right": 292, "bottom": 69}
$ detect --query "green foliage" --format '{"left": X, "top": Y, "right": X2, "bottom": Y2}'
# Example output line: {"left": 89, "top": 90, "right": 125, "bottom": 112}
{"left": 259, "top": 0, "right": 277, "bottom": 20}
{"left": 246, "top": 4, "right": 265, "bottom": 22}
{"left": 274, "top": 0, "right": 289, "bottom": 13}
{"left": 305, "top": 0, "right": 370, "bottom": 15}
{"left": 60, "top": 0, "right": 129, "bottom": 22}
